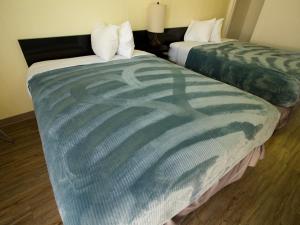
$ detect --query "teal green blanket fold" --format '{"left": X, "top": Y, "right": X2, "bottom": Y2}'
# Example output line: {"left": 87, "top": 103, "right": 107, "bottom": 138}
{"left": 28, "top": 55, "right": 279, "bottom": 225}
{"left": 185, "top": 41, "right": 300, "bottom": 107}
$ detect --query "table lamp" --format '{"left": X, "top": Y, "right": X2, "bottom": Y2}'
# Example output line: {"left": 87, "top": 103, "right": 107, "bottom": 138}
{"left": 147, "top": 2, "right": 166, "bottom": 48}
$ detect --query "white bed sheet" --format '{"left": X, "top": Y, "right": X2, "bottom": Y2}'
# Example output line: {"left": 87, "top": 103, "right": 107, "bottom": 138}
{"left": 168, "top": 39, "right": 235, "bottom": 66}
{"left": 27, "top": 50, "right": 150, "bottom": 82}
{"left": 26, "top": 50, "right": 151, "bottom": 96}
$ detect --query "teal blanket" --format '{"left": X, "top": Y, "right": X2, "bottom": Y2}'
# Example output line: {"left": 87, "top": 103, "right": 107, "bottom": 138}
{"left": 29, "top": 55, "right": 279, "bottom": 225}
{"left": 186, "top": 41, "right": 300, "bottom": 107}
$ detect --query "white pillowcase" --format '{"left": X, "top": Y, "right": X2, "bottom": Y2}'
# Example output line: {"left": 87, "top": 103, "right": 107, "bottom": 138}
{"left": 117, "top": 21, "right": 135, "bottom": 58}
{"left": 210, "top": 18, "right": 224, "bottom": 43}
{"left": 91, "top": 24, "right": 119, "bottom": 61}
{"left": 184, "top": 18, "right": 216, "bottom": 42}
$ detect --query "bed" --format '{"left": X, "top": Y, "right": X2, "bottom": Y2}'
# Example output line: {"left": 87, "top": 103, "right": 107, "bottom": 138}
{"left": 169, "top": 40, "right": 300, "bottom": 127}
{"left": 19, "top": 30, "right": 281, "bottom": 225}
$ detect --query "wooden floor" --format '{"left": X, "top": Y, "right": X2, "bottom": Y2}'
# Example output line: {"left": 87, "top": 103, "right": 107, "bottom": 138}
{"left": 0, "top": 107, "right": 299, "bottom": 225}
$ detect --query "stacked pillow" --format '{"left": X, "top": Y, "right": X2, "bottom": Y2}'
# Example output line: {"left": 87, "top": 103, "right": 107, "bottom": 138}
{"left": 91, "top": 21, "right": 135, "bottom": 61}
{"left": 184, "top": 18, "right": 224, "bottom": 43}
{"left": 210, "top": 18, "right": 224, "bottom": 43}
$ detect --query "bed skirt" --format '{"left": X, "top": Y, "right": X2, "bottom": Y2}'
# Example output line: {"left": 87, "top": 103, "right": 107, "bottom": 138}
{"left": 164, "top": 145, "right": 265, "bottom": 225}
{"left": 276, "top": 106, "right": 293, "bottom": 129}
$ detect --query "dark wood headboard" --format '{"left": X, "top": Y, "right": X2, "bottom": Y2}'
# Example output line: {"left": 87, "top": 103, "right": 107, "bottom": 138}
{"left": 19, "top": 27, "right": 187, "bottom": 66}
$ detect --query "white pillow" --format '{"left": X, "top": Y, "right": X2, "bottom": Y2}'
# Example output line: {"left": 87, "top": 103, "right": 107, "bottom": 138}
{"left": 184, "top": 18, "right": 216, "bottom": 42}
{"left": 91, "top": 24, "right": 119, "bottom": 61}
{"left": 117, "top": 21, "right": 135, "bottom": 58}
{"left": 210, "top": 18, "right": 224, "bottom": 43}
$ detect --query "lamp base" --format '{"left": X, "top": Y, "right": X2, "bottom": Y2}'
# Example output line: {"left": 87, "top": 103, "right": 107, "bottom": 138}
{"left": 148, "top": 32, "right": 162, "bottom": 49}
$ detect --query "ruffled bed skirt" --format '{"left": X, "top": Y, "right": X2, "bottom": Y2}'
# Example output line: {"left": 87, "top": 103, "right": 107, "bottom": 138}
{"left": 276, "top": 106, "right": 293, "bottom": 129}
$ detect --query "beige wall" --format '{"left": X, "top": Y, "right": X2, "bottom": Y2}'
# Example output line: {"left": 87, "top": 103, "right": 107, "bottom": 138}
{"left": 251, "top": 0, "right": 300, "bottom": 50}
{"left": 227, "top": 0, "right": 264, "bottom": 41}
{"left": 228, "top": 0, "right": 252, "bottom": 39}
{"left": 239, "top": 0, "right": 265, "bottom": 41}
{"left": 0, "top": 0, "right": 230, "bottom": 119}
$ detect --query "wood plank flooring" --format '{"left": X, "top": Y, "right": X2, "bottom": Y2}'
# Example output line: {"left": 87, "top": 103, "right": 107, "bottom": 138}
{"left": 0, "top": 106, "right": 299, "bottom": 225}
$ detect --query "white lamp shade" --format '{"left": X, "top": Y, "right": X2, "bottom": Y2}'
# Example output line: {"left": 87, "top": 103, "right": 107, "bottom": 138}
{"left": 147, "top": 2, "right": 166, "bottom": 33}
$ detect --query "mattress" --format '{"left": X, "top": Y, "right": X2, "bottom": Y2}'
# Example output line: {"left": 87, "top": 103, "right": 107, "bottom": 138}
{"left": 28, "top": 54, "right": 279, "bottom": 225}
{"left": 168, "top": 39, "right": 234, "bottom": 66}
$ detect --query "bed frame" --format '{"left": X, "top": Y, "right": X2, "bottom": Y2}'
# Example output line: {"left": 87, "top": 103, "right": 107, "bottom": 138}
{"left": 18, "top": 27, "right": 187, "bottom": 66}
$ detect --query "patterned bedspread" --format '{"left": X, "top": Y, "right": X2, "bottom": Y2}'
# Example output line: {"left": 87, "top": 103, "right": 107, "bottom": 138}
{"left": 185, "top": 41, "right": 300, "bottom": 107}
{"left": 28, "top": 55, "right": 279, "bottom": 225}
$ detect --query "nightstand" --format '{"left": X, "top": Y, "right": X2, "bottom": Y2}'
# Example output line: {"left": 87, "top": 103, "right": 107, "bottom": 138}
{"left": 147, "top": 44, "right": 170, "bottom": 60}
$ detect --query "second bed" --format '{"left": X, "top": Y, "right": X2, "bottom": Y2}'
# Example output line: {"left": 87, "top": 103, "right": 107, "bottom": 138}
{"left": 169, "top": 40, "right": 300, "bottom": 127}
